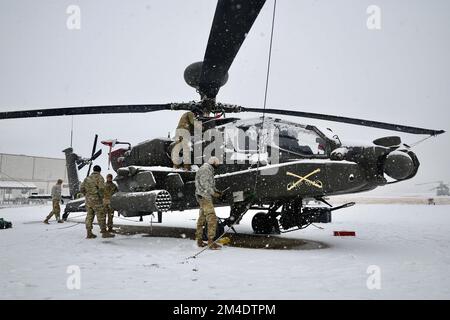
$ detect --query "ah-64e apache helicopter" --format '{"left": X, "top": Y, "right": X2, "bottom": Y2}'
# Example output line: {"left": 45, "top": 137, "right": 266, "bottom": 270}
{"left": 0, "top": 0, "right": 444, "bottom": 236}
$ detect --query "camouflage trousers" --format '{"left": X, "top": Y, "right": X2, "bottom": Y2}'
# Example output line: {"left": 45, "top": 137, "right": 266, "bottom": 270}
{"left": 46, "top": 199, "right": 61, "bottom": 221}
{"left": 85, "top": 201, "right": 107, "bottom": 232}
{"left": 195, "top": 196, "right": 218, "bottom": 241}
{"left": 104, "top": 203, "right": 114, "bottom": 229}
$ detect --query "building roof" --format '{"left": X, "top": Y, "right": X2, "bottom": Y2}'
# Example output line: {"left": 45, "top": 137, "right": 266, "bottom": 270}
{"left": 0, "top": 152, "right": 64, "bottom": 161}
{"left": 0, "top": 181, "right": 37, "bottom": 189}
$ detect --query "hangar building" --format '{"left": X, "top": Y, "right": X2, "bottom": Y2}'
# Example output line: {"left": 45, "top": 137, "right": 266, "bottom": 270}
{"left": 0, "top": 153, "right": 68, "bottom": 204}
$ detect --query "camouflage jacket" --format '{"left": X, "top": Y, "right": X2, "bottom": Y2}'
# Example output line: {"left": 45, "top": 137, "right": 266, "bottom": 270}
{"left": 177, "top": 111, "right": 195, "bottom": 132}
{"left": 80, "top": 172, "right": 105, "bottom": 205}
{"left": 51, "top": 184, "right": 62, "bottom": 201}
{"left": 176, "top": 111, "right": 201, "bottom": 135}
{"left": 195, "top": 163, "right": 219, "bottom": 200}
{"left": 103, "top": 181, "right": 118, "bottom": 204}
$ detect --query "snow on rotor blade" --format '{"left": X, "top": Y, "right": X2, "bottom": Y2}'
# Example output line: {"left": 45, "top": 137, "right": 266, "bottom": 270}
{"left": 241, "top": 107, "right": 445, "bottom": 136}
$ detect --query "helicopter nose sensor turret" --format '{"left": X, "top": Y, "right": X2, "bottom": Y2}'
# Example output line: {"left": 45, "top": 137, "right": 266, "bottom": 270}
{"left": 383, "top": 151, "right": 416, "bottom": 180}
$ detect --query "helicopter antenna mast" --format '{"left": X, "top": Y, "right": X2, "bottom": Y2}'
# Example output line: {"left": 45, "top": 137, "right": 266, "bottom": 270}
{"left": 254, "top": 0, "right": 277, "bottom": 193}
{"left": 261, "top": 0, "right": 277, "bottom": 125}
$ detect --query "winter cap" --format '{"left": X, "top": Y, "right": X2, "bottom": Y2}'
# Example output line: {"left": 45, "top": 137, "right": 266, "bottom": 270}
{"left": 93, "top": 165, "right": 101, "bottom": 172}
{"left": 207, "top": 156, "right": 220, "bottom": 166}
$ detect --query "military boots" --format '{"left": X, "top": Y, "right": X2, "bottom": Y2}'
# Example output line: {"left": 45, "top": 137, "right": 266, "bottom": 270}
{"left": 86, "top": 230, "right": 97, "bottom": 239}
{"left": 208, "top": 239, "right": 221, "bottom": 250}
{"left": 107, "top": 227, "right": 117, "bottom": 233}
{"left": 101, "top": 231, "right": 115, "bottom": 238}
{"left": 197, "top": 239, "right": 206, "bottom": 248}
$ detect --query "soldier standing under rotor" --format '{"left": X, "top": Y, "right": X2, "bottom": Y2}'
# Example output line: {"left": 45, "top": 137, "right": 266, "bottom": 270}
{"left": 103, "top": 173, "right": 118, "bottom": 233}
{"left": 195, "top": 156, "right": 222, "bottom": 249}
{"left": 80, "top": 165, "right": 115, "bottom": 239}
{"left": 171, "top": 109, "right": 202, "bottom": 170}
{"left": 43, "top": 179, "right": 64, "bottom": 224}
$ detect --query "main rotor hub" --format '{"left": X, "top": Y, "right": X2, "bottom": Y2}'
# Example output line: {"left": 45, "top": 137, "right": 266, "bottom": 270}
{"left": 183, "top": 61, "right": 229, "bottom": 98}
{"left": 170, "top": 101, "right": 242, "bottom": 116}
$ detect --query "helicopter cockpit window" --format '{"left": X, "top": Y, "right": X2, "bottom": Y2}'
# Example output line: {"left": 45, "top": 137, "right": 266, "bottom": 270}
{"left": 222, "top": 119, "right": 328, "bottom": 161}
{"left": 276, "top": 125, "right": 326, "bottom": 156}
{"left": 228, "top": 125, "right": 259, "bottom": 153}
{"left": 222, "top": 124, "right": 265, "bottom": 164}
{"left": 279, "top": 135, "right": 313, "bottom": 155}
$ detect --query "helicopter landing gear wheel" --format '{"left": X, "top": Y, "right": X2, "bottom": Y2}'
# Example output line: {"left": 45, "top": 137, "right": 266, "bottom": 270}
{"left": 202, "top": 220, "right": 225, "bottom": 241}
{"left": 252, "top": 212, "right": 277, "bottom": 234}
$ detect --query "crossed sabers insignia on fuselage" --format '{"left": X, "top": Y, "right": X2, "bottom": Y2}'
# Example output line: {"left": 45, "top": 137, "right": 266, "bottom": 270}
{"left": 286, "top": 168, "right": 323, "bottom": 191}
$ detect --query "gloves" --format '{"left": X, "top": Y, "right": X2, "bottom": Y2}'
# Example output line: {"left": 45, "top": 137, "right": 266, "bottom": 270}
{"left": 220, "top": 193, "right": 227, "bottom": 201}
{"left": 60, "top": 199, "right": 64, "bottom": 204}
{"left": 214, "top": 191, "right": 228, "bottom": 201}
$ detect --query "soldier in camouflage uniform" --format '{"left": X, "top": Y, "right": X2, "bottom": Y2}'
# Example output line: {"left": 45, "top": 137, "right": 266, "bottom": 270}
{"left": 103, "top": 173, "right": 118, "bottom": 233}
{"left": 172, "top": 110, "right": 202, "bottom": 170}
{"left": 80, "top": 165, "right": 115, "bottom": 239}
{"left": 195, "top": 156, "right": 222, "bottom": 250}
{"left": 44, "top": 179, "right": 64, "bottom": 224}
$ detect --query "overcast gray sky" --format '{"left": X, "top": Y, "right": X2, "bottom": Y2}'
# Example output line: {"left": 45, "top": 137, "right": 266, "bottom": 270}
{"left": 0, "top": 0, "right": 449, "bottom": 195}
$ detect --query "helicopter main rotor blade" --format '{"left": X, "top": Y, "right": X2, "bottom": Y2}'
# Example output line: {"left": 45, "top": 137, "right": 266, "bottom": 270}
{"left": 198, "top": 0, "right": 266, "bottom": 99}
{"left": 240, "top": 107, "right": 445, "bottom": 136}
{"left": 0, "top": 104, "right": 172, "bottom": 120}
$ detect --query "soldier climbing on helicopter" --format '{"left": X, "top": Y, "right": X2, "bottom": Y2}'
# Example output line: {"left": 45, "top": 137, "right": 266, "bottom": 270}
{"left": 171, "top": 108, "right": 203, "bottom": 171}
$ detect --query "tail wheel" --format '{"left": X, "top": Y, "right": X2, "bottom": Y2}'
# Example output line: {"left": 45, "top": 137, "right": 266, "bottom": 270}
{"left": 252, "top": 212, "right": 275, "bottom": 234}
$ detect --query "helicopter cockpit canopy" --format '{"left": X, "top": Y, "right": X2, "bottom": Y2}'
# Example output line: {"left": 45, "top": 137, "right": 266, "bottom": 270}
{"left": 218, "top": 117, "right": 341, "bottom": 161}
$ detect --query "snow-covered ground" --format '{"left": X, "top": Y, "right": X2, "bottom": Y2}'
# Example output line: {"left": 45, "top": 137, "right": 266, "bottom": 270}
{"left": 1, "top": 202, "right": 449, "bottom": 300}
